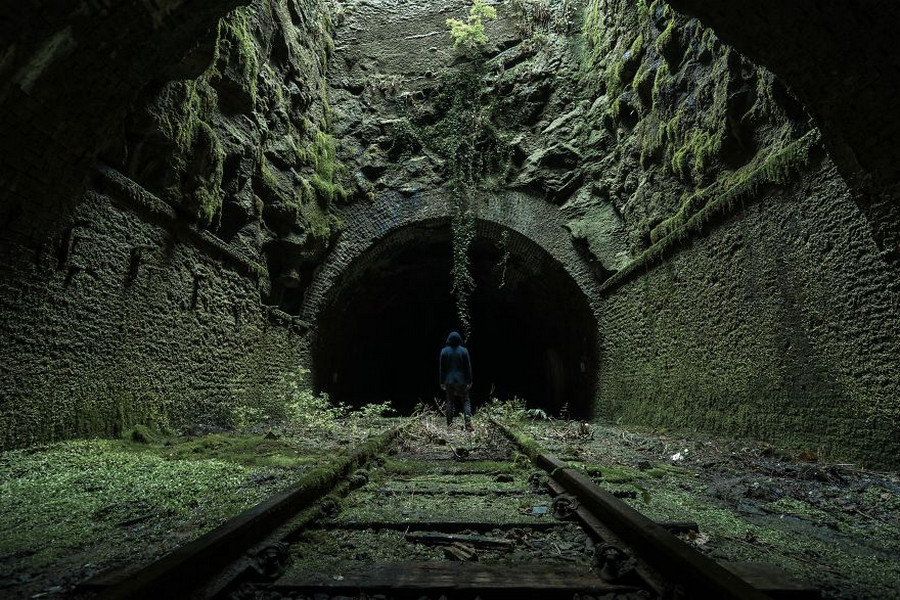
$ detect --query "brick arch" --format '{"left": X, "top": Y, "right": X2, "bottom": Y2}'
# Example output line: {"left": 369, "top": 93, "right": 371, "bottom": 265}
{"left": 300, "top": 189, "right": 602, "bottom": 324}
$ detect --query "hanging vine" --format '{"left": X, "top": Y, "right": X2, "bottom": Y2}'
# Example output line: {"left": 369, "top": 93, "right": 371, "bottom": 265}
{"left": 497, "top": 229, "right": 510, "bottom": 289}
{"left": 391, "top": 1, "right": 506, "bottom": 340}
{"left": 446, "top": 68, "right": 482, "bottom": 341}
{"left": 451, "top": 197, "right": 476, "bottom": 338}
{"left": 408, "top": 61, "right": 489, "bottom": 341}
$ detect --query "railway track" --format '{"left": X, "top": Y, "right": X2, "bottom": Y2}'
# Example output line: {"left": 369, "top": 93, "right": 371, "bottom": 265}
{"left": 80, "top": 416, "right": 818, "bottom": 600}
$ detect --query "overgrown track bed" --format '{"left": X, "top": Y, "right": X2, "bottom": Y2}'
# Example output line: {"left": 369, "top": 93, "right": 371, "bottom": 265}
{"left": 82, "top": 417, "right": 816, "bottom": 599}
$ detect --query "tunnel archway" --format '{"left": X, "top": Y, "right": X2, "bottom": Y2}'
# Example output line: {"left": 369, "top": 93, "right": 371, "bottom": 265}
{"left": 311, "top": 218, "right": 599, "bottom": 418}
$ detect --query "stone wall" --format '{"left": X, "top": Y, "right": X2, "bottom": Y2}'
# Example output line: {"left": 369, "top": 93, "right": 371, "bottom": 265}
{"left": 0, "top": 186, "right": 307, "bottom": 448}
{"left": 664, "top": 0, "right": 900, "bottom": 267}
{"left": 0, "top": 0, "right": 337, "bottom": 447}
{"left": 597, "top": 155, "right": 900, "bottom": 467}
{"left": 1, "top": 0, "right": 899, "bottom": 466}
{"left": 301, "top": 189, "right": 602, "bottom": 322}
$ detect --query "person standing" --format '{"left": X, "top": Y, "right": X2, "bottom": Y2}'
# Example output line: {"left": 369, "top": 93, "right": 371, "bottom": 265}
{"left": 439, "top": 331, "right": 473, "bottom": 430}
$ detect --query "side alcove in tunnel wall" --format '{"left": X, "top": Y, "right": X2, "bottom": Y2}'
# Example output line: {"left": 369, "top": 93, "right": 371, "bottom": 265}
{"left": 311, "top": 218, "right": 599, "bottom": 417}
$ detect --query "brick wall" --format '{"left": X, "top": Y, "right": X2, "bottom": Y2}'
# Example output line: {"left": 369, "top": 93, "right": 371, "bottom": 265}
{"left": 597, "top": 156, "right": 900, "bottom": 468}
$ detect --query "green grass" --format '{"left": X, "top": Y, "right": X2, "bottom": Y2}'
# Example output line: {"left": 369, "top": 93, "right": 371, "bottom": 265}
{"left": 0, "top": 436, "right": 306, "bottom": 574}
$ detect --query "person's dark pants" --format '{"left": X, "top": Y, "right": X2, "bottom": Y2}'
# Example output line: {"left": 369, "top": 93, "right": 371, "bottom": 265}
{"left": 445, "top": 383, "right": 471, "bottom": 425}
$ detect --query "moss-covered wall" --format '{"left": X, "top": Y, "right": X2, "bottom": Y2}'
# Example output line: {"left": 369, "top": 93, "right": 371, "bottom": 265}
{"left": 596, "top": 155, "right": 900, "bottom": 468}
{"left": 1, "top": 0, "right": 898, "bottom": 465}
{"left": 0, "top": 0, "right": 346, "bottom": 447}
{"left": 0, "top": 191, "right": 308, "bottom": 447}
{"left": 576, "top": 0, "right": 812, "bottom": 254}
{"left": 573, "top": 0, "right": 900, "bottom": 467}
{"left": 120, "top": 0, "right": 351, "bottom": 313}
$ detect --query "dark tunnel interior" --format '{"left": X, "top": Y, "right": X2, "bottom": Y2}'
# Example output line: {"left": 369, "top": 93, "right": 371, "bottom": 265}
{"left": 312, "top": 220, "right": 599, "bottom": 417}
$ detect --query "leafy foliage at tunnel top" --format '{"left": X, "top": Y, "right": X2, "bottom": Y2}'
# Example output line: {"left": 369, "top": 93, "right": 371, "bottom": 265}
{"left": 446, "top": 0, "right": 498, "bottom": 52}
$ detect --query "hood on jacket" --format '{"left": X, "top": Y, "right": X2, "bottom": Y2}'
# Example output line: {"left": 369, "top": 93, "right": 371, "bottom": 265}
{"left": 446, "top": 331, "right": 463, "bottom": 346}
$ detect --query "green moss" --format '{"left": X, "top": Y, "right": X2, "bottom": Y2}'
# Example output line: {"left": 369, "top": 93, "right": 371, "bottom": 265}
{"left": 296, "top": 177, "right": 314, "bottom": 205}
{"left": 625, "top": 480, "right": 900, "bottom": 598}
{"left": 670, "top": 144, "right": 690, "bottom": 179}
{"left": 0, "top": 426, "right": 401, "bottom": 591}
{"left": 0, "top": 437, "right": 304, "bottom": 576}
{"left": 604, "top": 60, "right": 626, "bottom": 102}
{"left": 214, "top": 6, "right": 260, "bottom": 102}
{"left": 193, "top": 121, "right": 226, "bottom": 225}
{"left": 129, "top": 424, "right": 157, "bottom": 444}
{"left": 493, "top": 421, "right": 546, "bottom": 463}
{"left": 636, "top": 0, "right": 650, "bottom": 25}
{"left": 636, "top": 111, "right": 664, "bottom": 166}
{"left": 381, "top": 458, "right": 522, "bottom": 476}
{"left": 260, "top": 156, "right": 279, "bottom": 191}
{"left": 668, "top": 127, "right": 723, "bottom": 182}
{"left": 300, "top": 200, "right": 342, "bottom": 239}
{"left": 582, "top": 0, "right": 604, "bottom": 65}
{"left": 148, "top": 5, "right": 266, "bottom": 227}
{"left": 596, "top": 465, "right": 643, "bottom": 483}
{"left": 632, "top": 60, "right": 654, "bottom": 105}
{"left": 154, "top": 79, "right": 225, "bottom": 226}
{"left": 655, "top": 19, "right": 678, "bottom": 68}
{"left": 700, "top": 27, "right": 716, "bottom": 52}
{"left": 309, "top": 131, "right": 348, "bottom": 205}
{"left": 603, "top": 129, "right": 821, "bottom": 293}
{"left": 629, "top": 32, "right": 645, "bottom": 59}
{"left": 154, "top": 433, "right": 322, "bottom": 470}
{"left": 193, "top": 187, "right": 222, "bottom": 226}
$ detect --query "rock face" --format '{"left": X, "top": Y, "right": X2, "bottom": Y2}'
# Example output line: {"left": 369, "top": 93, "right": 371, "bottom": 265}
{"left": 312, "top": 0, "right": 899, "bottom": 466}
{"left": 0, "top": 0, "right": 898, "bottom": 466}
{"left": 0, "top": 0, "right": 345, "bottom": 446}
{"left": 118, "top": 1, "right": 350, "bottom": 314}
{"left": 665, "top": 0, "right": 900, "bottom": 265}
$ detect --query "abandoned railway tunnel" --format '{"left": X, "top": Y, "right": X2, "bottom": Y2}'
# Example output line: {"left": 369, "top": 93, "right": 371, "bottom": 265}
{"left": 1, "top": 0, "right": 900, "bottom": 507}
{"left": 310, "top": 213, "right": 599, "bottom": 415}
{"left": 1, "top": 0, "right": 899, "bottom": 462}
{"left": 3, "top": 0, "right": 900, "bottom": 597}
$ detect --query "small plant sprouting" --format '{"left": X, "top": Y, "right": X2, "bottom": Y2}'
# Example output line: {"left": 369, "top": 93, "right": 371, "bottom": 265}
{"left": 446, "top": 0, "right": 499, "bottom": 52}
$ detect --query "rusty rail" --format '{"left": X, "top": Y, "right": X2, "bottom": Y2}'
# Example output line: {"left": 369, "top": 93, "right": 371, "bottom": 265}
{"left": 93, "top": 425, "right": 404, "bottom": 600}
{"left": 493, "top": 418, "right": 773, "bottom": 600}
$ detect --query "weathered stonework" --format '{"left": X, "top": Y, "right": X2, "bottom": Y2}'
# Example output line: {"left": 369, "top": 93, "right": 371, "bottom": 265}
{"left": 301, "top": 189, "right": 602, "bottom": 323}
{"left": 1, "top": 0, "right": 898, "bottom": 467}
{"left": 0, "top": 0, "right": 337, "bottom": 446}
{"left": 597, "top": 155, "right": 900, "bottom": 467}
{"left": 0, "top": 184, "right": 306, "bottom": 448}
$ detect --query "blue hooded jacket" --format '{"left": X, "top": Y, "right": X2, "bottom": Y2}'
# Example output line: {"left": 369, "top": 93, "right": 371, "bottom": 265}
{"left": 440, "top": 331, "right": 472, "bottom": 386}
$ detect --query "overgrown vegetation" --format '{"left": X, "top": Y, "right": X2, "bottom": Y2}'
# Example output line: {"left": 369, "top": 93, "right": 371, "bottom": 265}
{"left": 649, "top": 129, "right": 821, "bottom": 245}
{"left": 215, "top": 6, "right": 261, "bottom": 102}
{"left": 436, "top": 1, "right": 503, "bottom": 338}
{"left": 496, "top": 419, "right": 900, "bottom": 599}
{"left": 0, "top": 436, "right": 309, "bottom": 596}
{"left": 446, "top": 0, "right": 498, "bottom": 52}
{"left": 155, "top": 78, "right": 225, "bottom": 226}
{"left": 599, "top": 129, "right": 820, "bottom": 294}
{"left": 148, "top": 1, "right": 350, "bottom": 243}
{"left": 576, "top": 0, "right": 817, "bottom": 281}
{"left": 309, "top": 131, "right": 348, "bottom": 206}
{"left": 0, "top": 411, "right": 400, "bottom": 598}
{"left": 229, "top": 368, "right": 396, "bottom": 435}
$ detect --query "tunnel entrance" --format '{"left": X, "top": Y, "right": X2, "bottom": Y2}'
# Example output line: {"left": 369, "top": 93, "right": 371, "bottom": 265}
{"left": 312, "top": 219, "right": 599, "bottom": 418}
